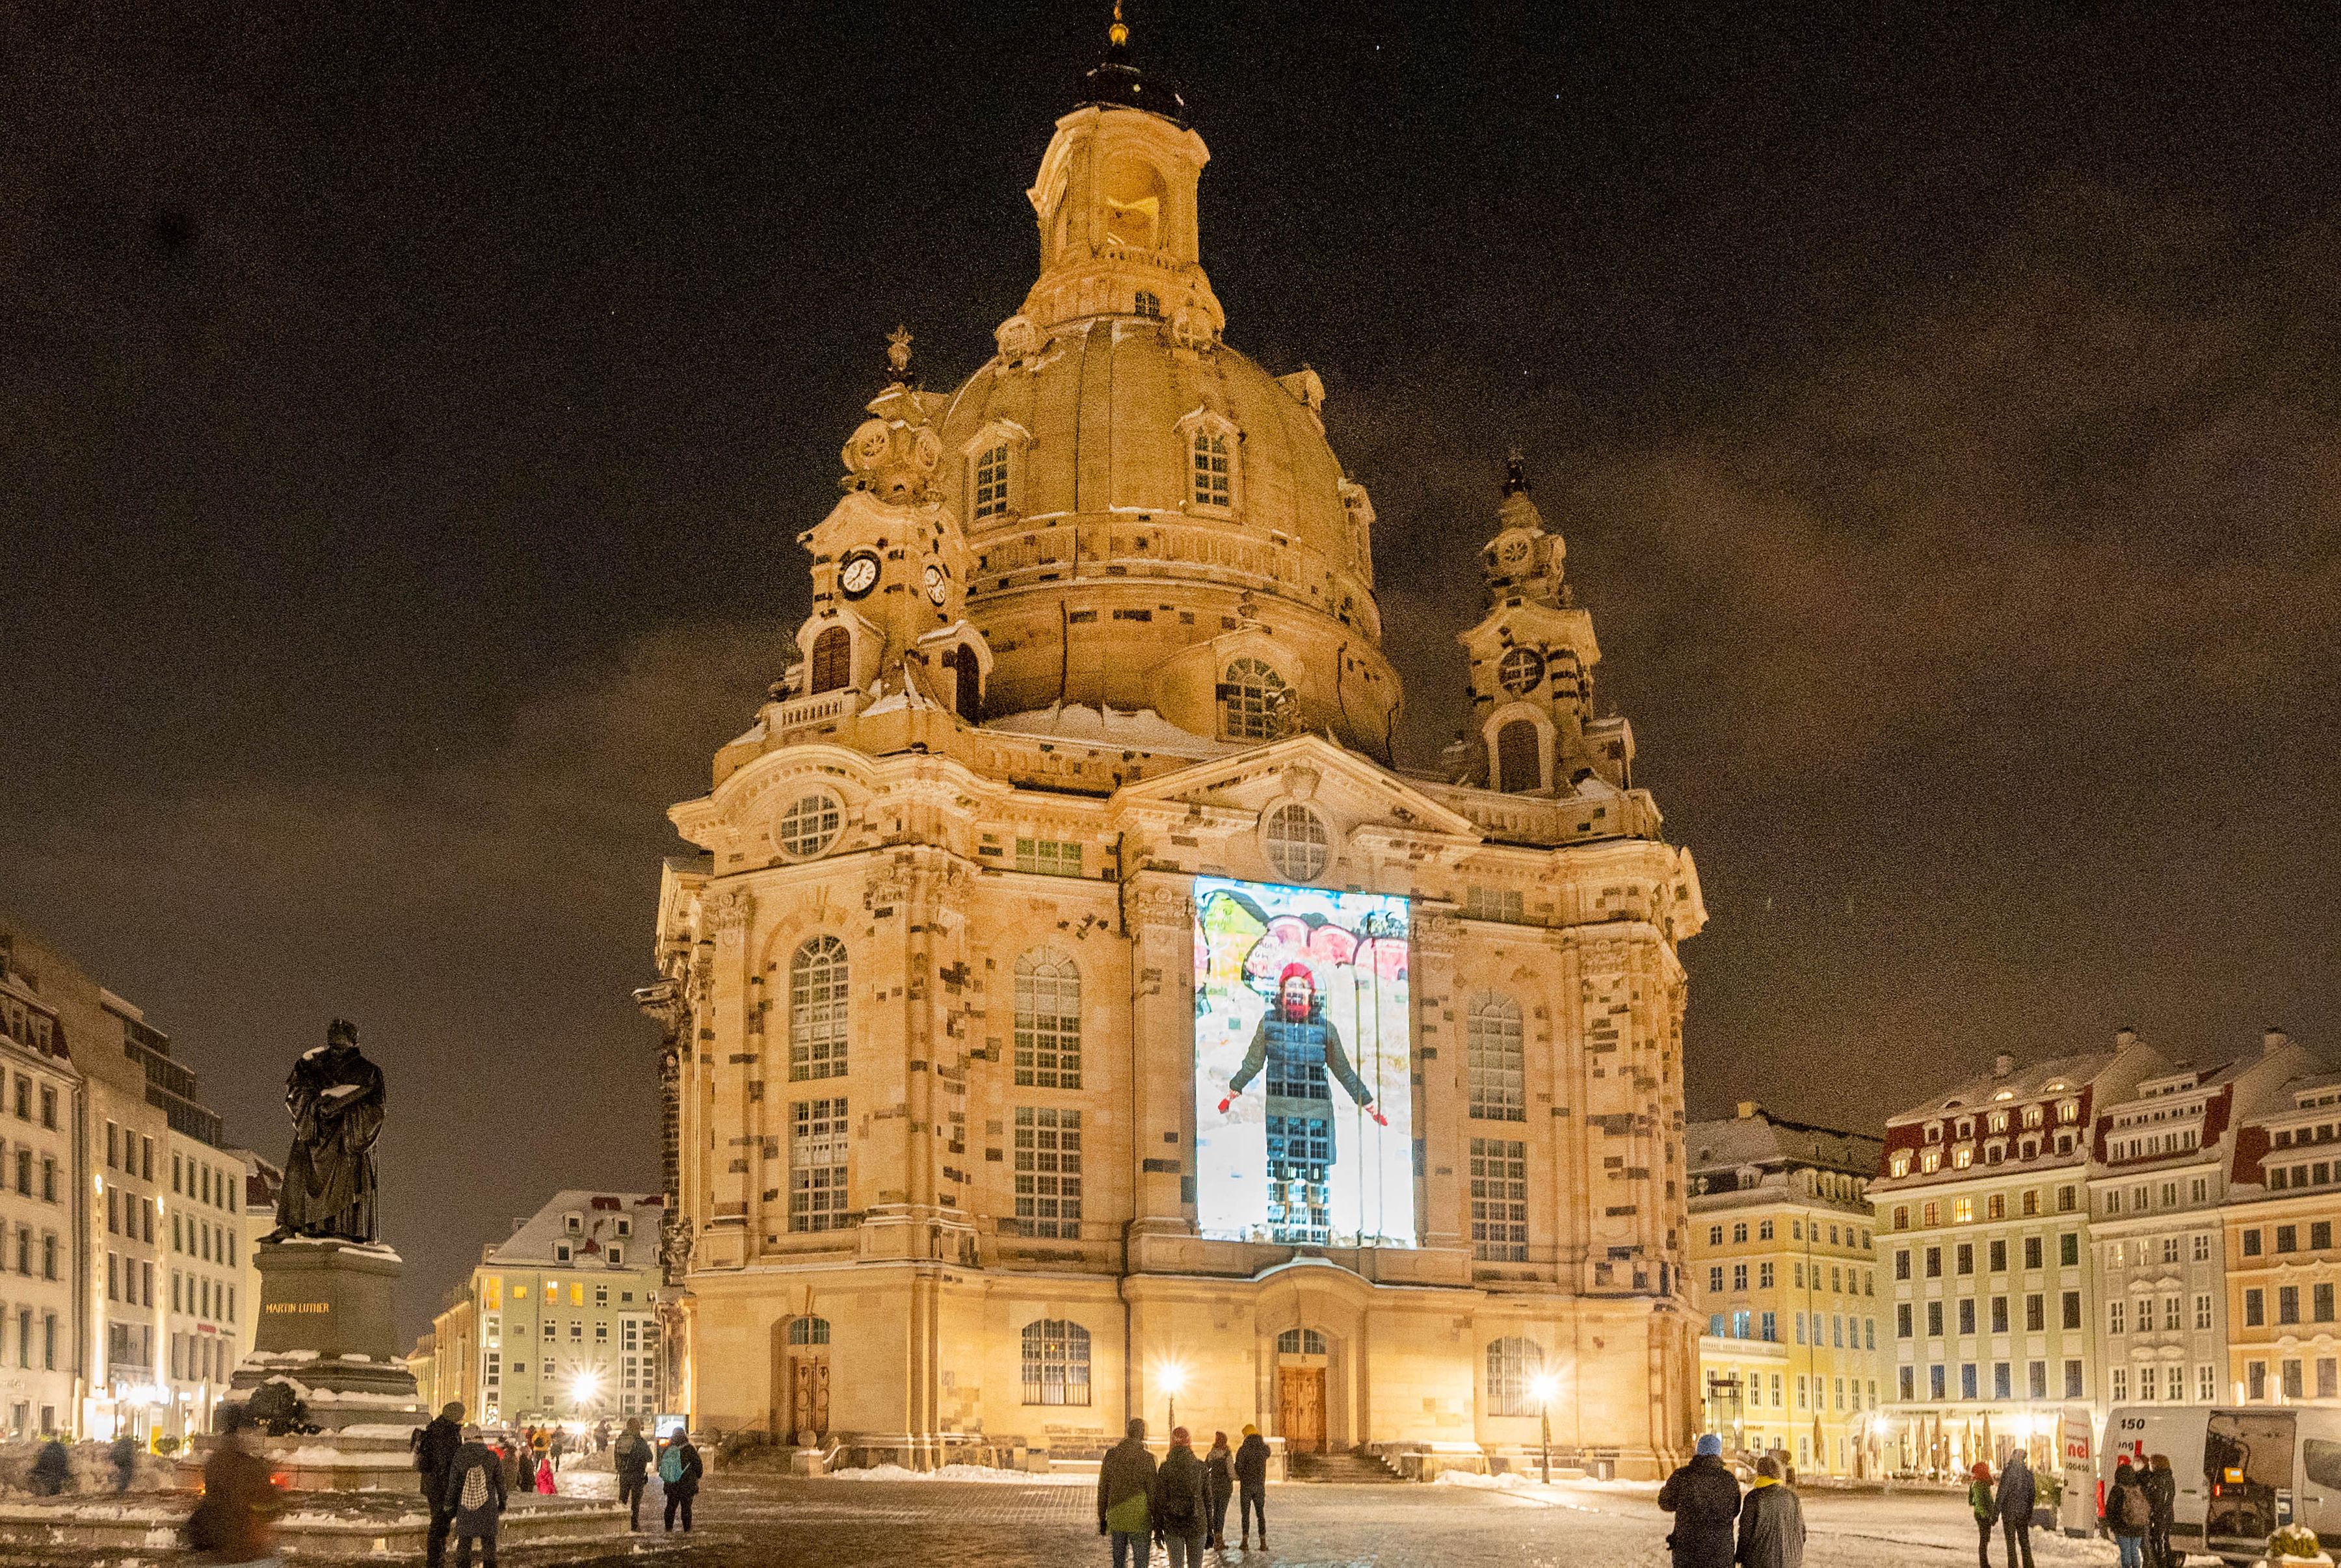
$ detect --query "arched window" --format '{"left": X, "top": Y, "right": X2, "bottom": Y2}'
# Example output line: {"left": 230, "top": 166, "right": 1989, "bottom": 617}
{"left": 1014, "top": 950, "right": 1081, "bottom": 1090}
{"left": 810, "top": 626, "right": 851, "bottom": 695}
{"left": 1466, "top": 993, "right": 1525, "bottom": 1121}
{"left": 1221, "top": 659, "right": 1286, "bottom": 742}
{"left": 789, "top": 936, "right": 848, "bottom": 1082}
{"left": 1275, "top": 1327, "right": 1327, "bottom": 1355}
{"left": 786, "top": 1316, "right": 830, "bottom": 1346}
{"left": 1135, "top": 290, "right": 1161, "bottom": 318}
{"left": 1263, "top": 803, "right": 1330, "bottom": 883}
{"left": 972, "top": 441, "right": 1012, "bottom": 519}
{"left": 949, "top": 644, "right": 981, "bottom": 719}
{"left": 1496, "top": 720, "right": 1540, "bottom": 793}
{"left": 1486, "top": 1336, "right": 1544, "bottom": 1417}
{"left": 1020, "top": 1319, "right": 1091, "bottom": 1405}
{"left": 1192, "top": 428, "right": 1231, "bottom": 508}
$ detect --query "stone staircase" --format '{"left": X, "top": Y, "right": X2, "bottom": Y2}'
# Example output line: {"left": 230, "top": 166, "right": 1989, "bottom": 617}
{"left": 1286, "top": 1447, "right": 1407, "bottom": 1483}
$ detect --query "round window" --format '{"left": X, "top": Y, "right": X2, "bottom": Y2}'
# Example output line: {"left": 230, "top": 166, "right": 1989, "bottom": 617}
{"left": 1263, "top": 802, "right": 1330, "bottom": 883}
{"left": 776, "top": 792, "right": 844, "bottom": 859}
{"left": 1498, "top": 646, "right": 1545, "bottom": 697}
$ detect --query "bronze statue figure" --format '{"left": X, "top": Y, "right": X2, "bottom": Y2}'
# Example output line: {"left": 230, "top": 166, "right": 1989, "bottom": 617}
{"left": 269, "top": 1017, "right": 385, "bottom": 1243}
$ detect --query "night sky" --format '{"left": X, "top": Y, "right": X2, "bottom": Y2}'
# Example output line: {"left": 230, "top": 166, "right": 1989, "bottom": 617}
{"left": 5, "top": 3, "right": 2337, "bottom": 1337}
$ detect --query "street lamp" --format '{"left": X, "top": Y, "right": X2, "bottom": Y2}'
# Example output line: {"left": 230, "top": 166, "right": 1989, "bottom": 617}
{"left": 1161, "top": 1363, "right": 1187, "bottom": 1434}
{"left": 1530, "top": 1374, "right": 1557, "bottom": 1484}
{"left": 570, "top": 1370, "right": 602, "bottom": 1413}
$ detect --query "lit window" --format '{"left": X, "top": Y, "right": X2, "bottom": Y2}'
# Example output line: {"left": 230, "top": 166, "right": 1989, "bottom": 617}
{"left": 1263, "top": 802, "right": 1330, "bottom": 883}
{"left": 1020, "top": 1319, "right": 1091, "bottom": 1406}
{"left": 1013, "top": 951, "right": 1081, "bottom": 1090}
{"left": 1466, "top": 994, "right": 1525, "bottom": 1122}
{"left": 789, "top": 937, "right": 849, "bottom": 1082}
{"left": 1192, "top": 429, "right": 1231, "bottom": 508}
{"left": 778, "top": 793, "right": 843, "bottom": 859}
{"left": 788, "top": 1097, "right": 849, "bottom": 1233}
{"left": 1221, "top": 659, "right": 1286, "bottom": 742}
{"left": 972, "top": 443, "right": 1012, "bottom": 519}
{"left": 1013, "top": 1108, "right": 1081, "bottom": 1238}
{"left": 1485, "top": 1335, "right": 1543, "bottom": 1417}
{"left": 1275, "top": 1328, "right": 1327, "bottom": 1355}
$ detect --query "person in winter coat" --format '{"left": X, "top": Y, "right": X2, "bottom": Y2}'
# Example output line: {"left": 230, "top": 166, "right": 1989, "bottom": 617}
{"left": 613, "top": 1417, "right": 654, "bottom": 1530}
{"left": 1966, "top": 1461, "right": 1998, "bottom": 1567}
{"left": 186, "top": 1408, "right": 282, "bottom": 1565}
{"left": 1154, "top": 1428, "right": 1212, "bottom": 1568}
{"left": 657, "top": 1433, "right": 703, "bottom": 1533}
{"left": 1203, "top": 1432, "right": 1236, "bottom": 1549}
{"left": 28, "top": 1437, "right": 69, "bottom": 1496}
{"left": 2104, "top": 1458, "right": 2150, "bottom": 1568}
{"left": 1234, "top": 1424, "right": 1271, "bottom": 1548}
{"left": 109, "top": 1431, "right": 139, "bottom": 1492}
{"left": 514, "top": 1428, "right": 536, "bottom": 1493}
{"left": 416, "top": 1401, "right": 467, "bottom": 1568}
{"left": 1658, "top": 1433, "right": 1742, "bottom": 1568}
{"left": 2143, "top": 1455, "right": 2176, "bottom": 1568}
{"left": 534, "top": 1451, "right": 557, "bottom": 1495}
{"left": 1098, "top": 1418, "right": 1158, "bottom": 1568}
{"left": 1735, "top": 1454, "right": 1805, "bottom": 1568}
{"left": 1996, "top": 1448, "right": 2038, "bottom": 1568}
{"left": 442, "top": 1425, "right": 508, "bottom": 1568}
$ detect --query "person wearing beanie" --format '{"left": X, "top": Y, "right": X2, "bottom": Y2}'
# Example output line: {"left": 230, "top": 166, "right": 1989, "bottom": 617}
{"left": 415, "top": 1400, "right": 467, "bottom": 1568}
{"left": 1996, "top": 1446, "right": 2038, "bottom": 1568}
{"left": 1154, "top": 1426, "right": 1211, "bottom": 1568}
{"left": 1098, "top": 1418, "right": 1159, "bottom": 1568}
{"left": 1736, "top": 1453, "right": 1806, "bottom": 1568}
{"left": 1658, "top": 1433, "right": 1741, "bottom": 1568}
{"left": 1234, "top": 1423, "right": 1271, "bottom": 1548}
{"left": 1967, "top": 1460, "right": 1999, "bottom": 1567}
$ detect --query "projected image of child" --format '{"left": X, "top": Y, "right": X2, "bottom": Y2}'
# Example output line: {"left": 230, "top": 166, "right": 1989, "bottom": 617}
{"left": 1218, "top": 964, "right": 1388, "bottom": 1244}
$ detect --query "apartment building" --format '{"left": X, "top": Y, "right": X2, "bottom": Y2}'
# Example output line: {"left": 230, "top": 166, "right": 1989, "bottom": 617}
{"left": 1687, "top": 1104, "right": 1887, "bottom": 1475}
{"left": 0, "top": 950, "right": 85, "bottom": 1437}
{"left": 163, "top": 1134, "right": 253, "bottom": 1442}
{"left": 2223, "top": 1065, "right": 2341, "bottom": 1404}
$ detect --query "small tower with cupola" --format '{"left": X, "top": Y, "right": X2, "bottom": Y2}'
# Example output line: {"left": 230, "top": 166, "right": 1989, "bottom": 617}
{"left": 1453, "top": 454, "right": 1631, "bottom": 794}
{"left": 793, "top": 329, "right": 991, "bottom": 718}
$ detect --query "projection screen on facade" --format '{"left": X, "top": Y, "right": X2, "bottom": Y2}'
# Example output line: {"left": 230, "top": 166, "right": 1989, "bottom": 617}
{"left": 1192, "top": 876, "right": 1414, "bottom": 1248}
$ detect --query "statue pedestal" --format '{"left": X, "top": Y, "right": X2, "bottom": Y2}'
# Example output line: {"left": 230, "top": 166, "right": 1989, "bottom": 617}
{"left": 214, "top": 1238, "right": 425, "bottom": 1491}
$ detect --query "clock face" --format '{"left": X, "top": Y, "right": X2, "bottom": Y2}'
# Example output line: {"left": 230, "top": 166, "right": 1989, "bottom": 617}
{"left": 839, "top": 551, "right": 880, "bottom": 599}
{"left": 923, "top": 562, "right": 949, "bottom": 605}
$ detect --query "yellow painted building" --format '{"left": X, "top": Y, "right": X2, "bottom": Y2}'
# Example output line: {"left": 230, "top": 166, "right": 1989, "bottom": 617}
{"left": 639, "top": 22, "right": 1710, "bottom": 1478}
{"left": 1687, "top": 1104, "right": 1886, "bottom": 1475}
{"left": 2223, "top": 1069, "right": 2341, "bottom": 1404}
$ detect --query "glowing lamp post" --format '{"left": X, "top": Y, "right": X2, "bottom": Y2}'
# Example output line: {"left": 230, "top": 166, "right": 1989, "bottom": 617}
{"left": 1531, "top": 1373, "right": 1557, "bottom": 1483}
{"left": 1161, "top": 1363, "right": 1188, "bottom": 1434}
{"left": 570, "top": 1369, "right": 602, "bottom": 1415}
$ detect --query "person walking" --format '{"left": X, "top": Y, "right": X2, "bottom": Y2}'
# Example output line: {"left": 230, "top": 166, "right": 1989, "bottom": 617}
{"left": 1996, "top": 1447, "right": 2038, "bottom": 1568}
{"left": 1735, "top": 1454, "right": 1806, "bottom": 1568}
{"left": 416, "top": 1401, "right": 466, "bottom": 1568}
{"left": 497, "top": 1433, "right": 522, "bottom": 1495}
{"left": 1657, "top": 1433, "right": 1741, "bottom": 1568}
{"left": 2143, "top": 1455, "right": 2176, "bottom": 1568}
{"left": 534, "top": 1448, "right": 557, "bottom": 1495}
{"left": 110, "top": 1431, "right": 139, "bottom": 1492}
{"left": 443, "top": 1424, "right": 509, "bottom": 1568}
{"left": 514, "top": 1428, "right": 536, "bottom": 1494}
{"left": 1098, "top": 1418, "right": 1159, "bottom": 1568}
{"left": 1966, "top": 1461, "right": 1998, "bottom": 1567}
{"left": 2104, "top": 1457, "right": 2150, "bottom": 1568}
{"left": 185, "top": 1408, "right": 282, "bottom": 1565}
{"left": 1203, "top": 1431, "right": 1235, "bottom": 1550}
{"left": 1155, "top": 1428, "right": 1211, "bottom": 1568}
{"left": 29, "top": 1435, "right": 69, "bottom": 1496}
{"left": 658, "top": 1431, "right": 702, "bottom": 1533}
{"left": 1234, "top": 1424, "right": 1271, "bottom": 1550}
{"left": 613, "top": 1417, "right": 654, "bottom": 1530}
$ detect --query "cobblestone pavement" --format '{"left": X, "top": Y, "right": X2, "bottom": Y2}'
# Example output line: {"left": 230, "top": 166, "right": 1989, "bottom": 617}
{"left": 562, "top": 1472, "right": 2128, "bottom": 1568}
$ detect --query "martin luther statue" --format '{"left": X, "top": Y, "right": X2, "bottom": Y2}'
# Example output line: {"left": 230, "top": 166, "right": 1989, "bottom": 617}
{"left": 271, "top": 1018, "right": 385, "bottom": 1244}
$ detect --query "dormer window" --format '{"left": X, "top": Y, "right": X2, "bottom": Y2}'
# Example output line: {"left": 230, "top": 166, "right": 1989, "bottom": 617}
{"left": 1986, "top": 1111, "right": 2009, "bottom": 1134}
{"left": 615, "top": 1218, "right": 631, "bottom": 1238}
{"left": 1955, "top": 1117, "right": 1974, "bottom": 1140}
{"left": 1951, "top": 1145, "right": 1974, "bottom": 1169}
{"left": 1193, "top": 428, "right": 1230, "bottom": 507}
{"left": 554, "top": 1242, "right": 572, "bottom": 1262}
{"left": 2019, "top": 1138, "right": 2039, "bottom": 1160}
{"left": 564, "top": 1213, "right": 583, "bottom": 1234}
{"left": 1919, "top": 1149, "right": 1941, "bottom": 1173}
{"left": 1889, "top": 1153, "right": 1911, "bottom": 1178}
{"left": 2056, "top": 1098, "right": 2080, "bottom": 1125}
{"left": 2021, "top": 1104, "right": 2044, "bottom": 1130}
{"left": 1924, "top": 1122, "right": 1942, "bottom": 1143}
{"left": 964, "top": 424, "right": 1028, "bottom": 525}
{"left": 1221, "top": 659, "right": 1286, "bottom": 742}
{"left": 607, "top": 1246, "right": 623, "bottom": 1266}
{"left": 973, "top": 443, "right": 1012, "bottom": 518}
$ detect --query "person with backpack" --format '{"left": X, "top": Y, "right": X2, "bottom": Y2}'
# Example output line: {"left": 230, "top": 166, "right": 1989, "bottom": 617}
{"left": 658, "top": 1431, "right": 703, "bottom": 1533}
{"left": 2143, "top": 1454, "right": 2176, "bottom": 1568}
{"left": 1202, "top": 1431, "right": 1235, "bottom": 1550}
{"left": 1735, "top": 1454, "right": 1806, "bottom": 1568}
{"left": 415, "top": 1401, "right": 466, "bottom": 1568}
{"left": 1234, "top": 1424, "right": 1271, "bottom": 1549}
{"left": 1656, "top": 1433, "right": 1741, "bottom": 1568}
{"left": 185, "top": 1407, "right": 281, "bottom": 1565}
{"left": 1098, "top": 1418, "right": 1158, "bottom": 1568}
{"left": 1966, "top": 1461, "right": 1998, "bottom": 1567}
{"left": 2104, "top": 1457, "right": 2150, "bottom": 1568}
{"left": 1154, "top": 1427, "right": 1211, "bottom": 1568}
{"left": 613, "top": 1417, "right": 654, "bottom": 1530}
{"left": 1996, "top": 1447, "right": 2038, "bottom": 1568}
{"left": 443, "top": 1424, "right": 508, "bottom": 1568}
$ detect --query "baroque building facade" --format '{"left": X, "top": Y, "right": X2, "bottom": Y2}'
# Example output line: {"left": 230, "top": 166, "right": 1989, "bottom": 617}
{"left": 642, "top": 29, "right": 1706, "bottom": 1477}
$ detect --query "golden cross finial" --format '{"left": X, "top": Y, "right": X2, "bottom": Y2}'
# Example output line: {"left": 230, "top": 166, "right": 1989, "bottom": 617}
{"left": 886, "top": 324, "right": 913, "bottom": 378}
{"left": 1109, "top": 1, "right": 1128, "bottom": 47}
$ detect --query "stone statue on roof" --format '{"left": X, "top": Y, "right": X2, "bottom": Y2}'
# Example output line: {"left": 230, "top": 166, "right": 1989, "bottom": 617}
{"left": 269, "top": 1017, "right": 385, "bottom": 1244}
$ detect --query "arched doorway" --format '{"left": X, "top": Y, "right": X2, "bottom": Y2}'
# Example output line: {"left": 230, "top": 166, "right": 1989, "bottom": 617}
{"left": 1275, "top": 1327, "right": 1329, "bottom": 1454}
{"left": 771, "top": 1315, "right": 830, "bottom": 1445}
{"left": 949, "top": 644, "right": 980, "bottom": 719}
{"left": 1496, "top": 720, "right": 1541, "bottom": 793}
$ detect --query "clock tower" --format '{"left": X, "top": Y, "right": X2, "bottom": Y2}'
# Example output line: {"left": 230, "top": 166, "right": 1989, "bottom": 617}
{"left": 792, "top": 330, "right": 990, "bottom": 717}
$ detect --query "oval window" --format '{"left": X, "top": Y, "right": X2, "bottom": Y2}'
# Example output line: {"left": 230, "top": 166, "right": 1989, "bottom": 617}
{"left": 776, "top": 792, "right": 844, "bottom": 859}
{"left": 1263, "top": 802, "right": 1330, "bottom": 883}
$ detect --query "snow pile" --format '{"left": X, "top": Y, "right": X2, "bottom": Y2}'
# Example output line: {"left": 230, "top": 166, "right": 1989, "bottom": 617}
{"left": 0, "top": 1440, "right": 179, "bottom": 1497}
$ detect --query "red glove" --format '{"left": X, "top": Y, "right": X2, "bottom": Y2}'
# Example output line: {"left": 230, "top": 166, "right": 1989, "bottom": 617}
{"left": 1367, "top": 1106, "right": 1388, "bottom": 1127}
{"left": 1217, "top": 1095, "right": 1234, "bottom": 1114}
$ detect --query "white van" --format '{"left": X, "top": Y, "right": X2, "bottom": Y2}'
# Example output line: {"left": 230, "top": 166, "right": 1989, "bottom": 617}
{"left": 2103, "top": 1404, "right": 2341, "bottom": 1563}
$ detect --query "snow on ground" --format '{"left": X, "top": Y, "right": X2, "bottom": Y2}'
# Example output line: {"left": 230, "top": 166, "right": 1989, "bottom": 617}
{"left": 826, "top": 1462, "right": 1090, "bottom": 1485}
